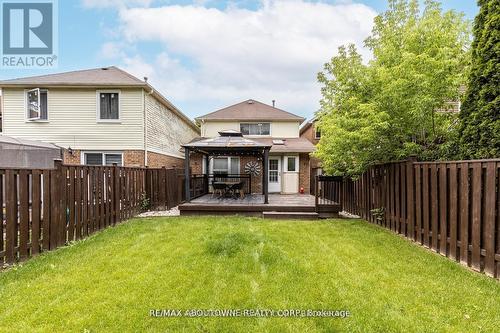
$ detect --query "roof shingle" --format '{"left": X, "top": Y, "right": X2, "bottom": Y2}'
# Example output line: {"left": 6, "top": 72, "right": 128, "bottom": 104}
{"left": 0, "top": 66, "right": 146, "bottom": 87}
{"left": 196, "top": 99, "right": 305, "bottom": 122}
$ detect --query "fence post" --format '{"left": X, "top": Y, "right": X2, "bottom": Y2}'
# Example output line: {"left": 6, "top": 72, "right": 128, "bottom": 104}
{"left": 113, "top": 163, "right": 119, "bottom": 224}
{"left": 406, "top": 156, "right": 416, "bottom": 240}
{"left": 49, "top": 159, "right": 62, "bottom": 249}
{"left": 315, "top": 175, "right": 319, "bottom": 211}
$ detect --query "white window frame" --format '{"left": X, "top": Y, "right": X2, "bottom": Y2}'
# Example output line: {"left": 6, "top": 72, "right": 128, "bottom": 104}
{"left": 81, "top": 151, "right": 124, "bottom": 166}
{"left": 210, "top": 156, "right": 240, "bottom": 175}
{"left": 96, "top": 90, "right": 121, "bottom": 123}
{"left": 25, "top": 88, "right": 49, "bottom": 122}
{"left": 239, "top": 122, "right": 271, "bottom": 136}
{"left": 285, "top": 155, "right": 299, "bottom": 173}
{"left": 314, "top": 126, "right": 321, "bottom": 139}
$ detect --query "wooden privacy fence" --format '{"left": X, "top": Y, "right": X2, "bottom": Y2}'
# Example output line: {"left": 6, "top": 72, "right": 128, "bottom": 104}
{"left": 328, "top": 158, "right": 500, "bottom": 278}
{"left": 0, "top": 161, "right": 184, "bottom": 267}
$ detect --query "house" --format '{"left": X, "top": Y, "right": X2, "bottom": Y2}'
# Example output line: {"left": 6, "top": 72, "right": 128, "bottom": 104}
{"left": 188, "top": 99, "right": 315, "bottom": 194}
{"left": 300, "top": 117, "right": 323, "bottom": 182}
{"left": 0, "top": 66, "right": 199, "bottom": 168}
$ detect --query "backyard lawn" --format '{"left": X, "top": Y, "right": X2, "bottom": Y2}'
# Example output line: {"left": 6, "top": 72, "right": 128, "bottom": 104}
{"left": 0, "top": 216, "right": 499, "bottom": 332}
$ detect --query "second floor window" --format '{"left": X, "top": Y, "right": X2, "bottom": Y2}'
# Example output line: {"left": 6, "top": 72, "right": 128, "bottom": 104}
{"left": 98, "top": 91, "right": 119, "bottom": 120}
{"left": 240, "top": 123, "right": 270, "bottom": 135}
{"left": 315, "top": 126, "right": 321, "bottom": 139}
{"left": 26, "top": 88, "right": 48, "bottom": 121}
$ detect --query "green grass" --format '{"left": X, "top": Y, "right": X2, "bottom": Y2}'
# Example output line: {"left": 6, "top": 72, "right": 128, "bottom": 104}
{"left": 0, "top": 216, "right": 499, "bottom": 332}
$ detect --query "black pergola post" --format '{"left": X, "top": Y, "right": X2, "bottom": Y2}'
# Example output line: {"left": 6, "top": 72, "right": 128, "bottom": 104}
{"left": 205, "top": 154, "right": 210, "bottom": 176}
{"left": 204, "top": 153, "right": 210, "bottom": 194}
{"left": 184, "top": 148, "right": 191, "bottom": 202}
{"left": 263, "top": 148, "right": 269, "bottom": 204}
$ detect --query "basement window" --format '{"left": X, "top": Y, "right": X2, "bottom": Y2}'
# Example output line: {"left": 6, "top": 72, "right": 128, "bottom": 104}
{"left": 84, "top": 152, "right": 123, "bottom": 166}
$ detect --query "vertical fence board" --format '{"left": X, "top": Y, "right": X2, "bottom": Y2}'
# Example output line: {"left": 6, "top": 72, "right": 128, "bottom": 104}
{"left": 439, "top": 164, "right": 448, "bottom": 256}
{"left": 32, "top": 170, "right": 41, "bottom": 255}
{"left": 459, "top": 162, "right": 470, "bottom": 265}
{"left": 471, "top": 163, "right": 482, "bottom": 271}
{"left": 68, "top": 167, "right": 75, "bottom": 242}
{"left": 430, "top": 164, "right": 439, "bottom": 252}
{"left": 448, "top": 164, "right": 458, "bottom": 261}
{"left": 483, "top": 162, "right": 496, "bottom": 277}
{"left": 42, "top": 170, "right": 51, "bottom": 250}
{"left": 422, "top": 166, "right": 430, "bottom": 247}
{"left": 415, "top": 165, "right": 422, "bottom": 244}
{"left": 19, "top": 170, "right": 30, "bottom": 260}
{"left": 75, "top": 167, "right": 82, "bottom": 240}
{"left": 5, "top": 170, "right": 17, "bottom": 263}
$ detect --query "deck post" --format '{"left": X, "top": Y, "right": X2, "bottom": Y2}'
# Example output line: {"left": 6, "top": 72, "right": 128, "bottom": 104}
{"left": 205, "top": 154, "right": 210, "bottom": 195}
{"left": 263, "top": 148, "right": 269, "bottom": 204}
{"left": 184, "top": 148, "right": 191, "bottom": 202}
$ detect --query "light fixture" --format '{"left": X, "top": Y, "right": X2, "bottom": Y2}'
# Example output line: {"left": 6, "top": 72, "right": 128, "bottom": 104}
{"left": 68, "top": 147, "right": 74, "bottom": 155}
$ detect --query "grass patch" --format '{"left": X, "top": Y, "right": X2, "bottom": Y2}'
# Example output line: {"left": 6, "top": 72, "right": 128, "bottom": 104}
{"left": 0, "top": 216, "right": 499, "bottom": 332}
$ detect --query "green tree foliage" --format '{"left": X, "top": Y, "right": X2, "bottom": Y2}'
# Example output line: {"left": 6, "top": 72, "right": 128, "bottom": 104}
{"left": 315, "top": 0, "right": 470, "bottom": 175}
{"left": 458, "top": 0, "right": 500, "bottom": 159}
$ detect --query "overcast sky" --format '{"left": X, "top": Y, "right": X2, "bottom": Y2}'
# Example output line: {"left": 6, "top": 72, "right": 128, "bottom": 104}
{"left": 0, "top": 0, "right": 479, "bottom": 120}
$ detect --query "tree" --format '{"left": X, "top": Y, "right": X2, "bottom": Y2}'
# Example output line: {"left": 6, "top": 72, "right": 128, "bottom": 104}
{"left": 458, "top": 0, "right": 500, "bottom": 159}
{"left": 315, "top": 0, "right": 470, "bottom": 175}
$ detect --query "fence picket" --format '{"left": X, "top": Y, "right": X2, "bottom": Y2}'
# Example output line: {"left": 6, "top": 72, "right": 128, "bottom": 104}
{"left": 439, "top": 164, "right": 448, "bottom": 256}
{"left": 459, "top": 162, "right": 469, "bottom": 265}
{"left": 471, "top": 163, "right": 482, "bottom": 271}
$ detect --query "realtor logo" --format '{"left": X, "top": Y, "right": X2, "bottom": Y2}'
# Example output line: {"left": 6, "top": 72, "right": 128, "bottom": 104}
{"left": 1, "top": 0, "right": 58, "bottom": 68}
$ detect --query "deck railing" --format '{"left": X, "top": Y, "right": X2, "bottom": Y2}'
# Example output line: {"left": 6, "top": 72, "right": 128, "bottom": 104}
{"left": 315, "top": 175, "right": 343, "bottom": 212}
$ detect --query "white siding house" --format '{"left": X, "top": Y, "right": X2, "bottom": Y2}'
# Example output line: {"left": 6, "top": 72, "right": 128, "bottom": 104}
{"left": 0, "top": 67, "right": 199, "bottom": 167}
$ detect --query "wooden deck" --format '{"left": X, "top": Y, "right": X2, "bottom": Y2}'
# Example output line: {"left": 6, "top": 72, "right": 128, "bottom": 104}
{"left": 178, "top": 194, "right": 340, "bottom": 218}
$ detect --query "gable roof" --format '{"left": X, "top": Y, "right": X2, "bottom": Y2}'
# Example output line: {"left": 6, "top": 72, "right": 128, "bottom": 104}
{"left": 196, "top": 99, "right": 305, "bottom": 123}
{"left": 0, "top": 66, "right": 145, "bottom": 87}
{"left": 0, "top": 66, "right": 200, "bottom": 133}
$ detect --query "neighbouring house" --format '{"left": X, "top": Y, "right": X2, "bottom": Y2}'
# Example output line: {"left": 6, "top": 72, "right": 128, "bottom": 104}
{"left": 0, "top": 66, "right": 199, "bottom": 168}
{"left": 188, "top": 99, "right": 315, "bottom": 194}
{"left": 300, "top": 117, "right": 323, "bottom": 192}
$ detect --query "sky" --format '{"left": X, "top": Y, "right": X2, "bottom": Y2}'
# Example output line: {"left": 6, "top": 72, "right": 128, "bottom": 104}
{"left": 0, "top": 0, "right": 479, "bottom": 120}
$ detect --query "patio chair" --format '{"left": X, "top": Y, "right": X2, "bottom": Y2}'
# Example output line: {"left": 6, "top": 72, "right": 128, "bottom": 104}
{"left": 212, "top": 181, "right": 227, "bottom": 198}
{"left": 228, "top": 181, "right": 245, "bottom": 199}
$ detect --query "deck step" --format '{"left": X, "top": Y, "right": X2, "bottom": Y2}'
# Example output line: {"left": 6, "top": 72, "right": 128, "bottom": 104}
{"left": 262, "top": 211, "right": 319, "bottom": 220}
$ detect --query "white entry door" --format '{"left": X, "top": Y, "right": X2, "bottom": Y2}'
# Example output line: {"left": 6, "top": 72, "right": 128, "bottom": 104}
{"left": 268, "top": 157, "right": 281, "bottom": 193}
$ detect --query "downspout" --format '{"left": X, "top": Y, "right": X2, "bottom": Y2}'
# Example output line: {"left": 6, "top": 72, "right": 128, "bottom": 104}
{"left": 144, "top": 86, "right": 155, "bottom": 167}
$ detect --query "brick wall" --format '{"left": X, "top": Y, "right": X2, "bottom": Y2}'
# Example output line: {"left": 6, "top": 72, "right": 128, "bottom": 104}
{"left": 63, "top": 149, "right": 183, "bottom": 168}
{"left": 124, "top": 150, "right": 145, "bottom": 167}
{"left": 300, "top": 122, "right": 320, "bottom": 145}
{"left": 190, "top": 153, "right": 204, "bottom": 174}
{"left": 63, "top": 149, "right": 81, "bottom": 165}
{"left": 241, "top": 156, "right": 263, "bottom": 194}
{"left": 147, "top": 151, "right": 183, "bottom": 168}
{"left": 299, "top": 153, "right": 310, "bottom": 194}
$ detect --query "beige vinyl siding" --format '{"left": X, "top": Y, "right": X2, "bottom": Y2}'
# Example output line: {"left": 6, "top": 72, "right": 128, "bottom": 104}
{"left": 270, "top": 121, "right": 300, "bottom": 138}
{"left": 201, "top": 120, "right": 300, "bottom": 138}
{"left": 145, "top": 94, "right": 198, "bottom": 159}
{"left": 1, "top": 88, "right": 144, "bottom": 150}
{"left": 202, "top": 121, "right": 239, "bottom": 137}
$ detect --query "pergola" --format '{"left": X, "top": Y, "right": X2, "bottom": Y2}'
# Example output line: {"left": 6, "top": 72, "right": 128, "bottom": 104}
{"left": 182, "top": 131, "right": 272, "bottom": 204}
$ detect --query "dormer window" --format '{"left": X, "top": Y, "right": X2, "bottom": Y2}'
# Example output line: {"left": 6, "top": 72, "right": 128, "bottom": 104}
{"left": 240, "top": 122, "right": 270, "bottom": 136}
{"left": 97, "top": 90, "right": 120, "bottom": 121}
{"left": 26, "top": 88, "right": 48, "bottom": 121}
